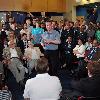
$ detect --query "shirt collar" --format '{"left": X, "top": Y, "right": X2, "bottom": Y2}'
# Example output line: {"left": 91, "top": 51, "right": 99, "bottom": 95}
{"left": 36, "top": 73, "right": 50, "bottom": 78}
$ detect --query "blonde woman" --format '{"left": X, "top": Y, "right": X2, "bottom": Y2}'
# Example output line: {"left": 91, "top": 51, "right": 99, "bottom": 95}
{"left": 24, "top": 41, "right": 44, "bottom": 74}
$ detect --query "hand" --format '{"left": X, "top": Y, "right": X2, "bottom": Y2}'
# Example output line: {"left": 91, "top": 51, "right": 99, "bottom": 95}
{"left": 23, "top": 56, "right": 26, "bottom": 60}
{"left": 2, "top": 60, "right": 6, "bottom": 64}
{"left": 27, "top": 56, "right": 31, "bottom": 61}
{"left": 73, "top": 50, "right": 78, "bottom": 54}
{"left": 44, "top": 39, "right": 52, "bottom": 44}
{"left": 7, "top": 59, "right": 11, "bottom": 65}
{"left": 84, "top": 57, "right": 88, "bottom": 62}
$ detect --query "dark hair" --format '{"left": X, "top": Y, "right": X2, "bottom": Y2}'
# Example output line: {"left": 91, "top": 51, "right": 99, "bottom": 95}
{"left": 22, "top": 33, "right": 27, "bottom": 37}
{"left": 78, "top": 38, "right": 85, "bottom": 44}
{"left": 35, "top": 57, "right": 49, "bottom": 74}
{"left": 87, "top": 60, "right": 100, "bottom": 75}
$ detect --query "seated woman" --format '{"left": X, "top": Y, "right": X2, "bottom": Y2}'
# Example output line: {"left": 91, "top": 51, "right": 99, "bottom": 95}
{"left": 24, "top": 41, "right": 44, "bottom": 75}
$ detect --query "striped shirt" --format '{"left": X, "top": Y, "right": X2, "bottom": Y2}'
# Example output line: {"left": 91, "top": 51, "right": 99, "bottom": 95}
{"left": 0, "top": 90, "right": 12, "bottom": 100}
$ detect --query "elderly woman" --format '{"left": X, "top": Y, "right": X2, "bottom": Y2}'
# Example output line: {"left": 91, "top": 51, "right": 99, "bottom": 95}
{"left": 24, "top": 41, "right": 44, "bottom": 75}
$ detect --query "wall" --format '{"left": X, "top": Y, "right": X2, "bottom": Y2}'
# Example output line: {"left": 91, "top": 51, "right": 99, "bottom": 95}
{"left": 65, "top": 0, "right": 100, "bottom": 21}
{"left": 0, "top": 0, "right": 66, "bottom": 12}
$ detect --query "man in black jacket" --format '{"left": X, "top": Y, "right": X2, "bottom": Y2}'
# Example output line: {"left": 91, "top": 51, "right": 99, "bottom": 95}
{"left": 71, "top": 60, "right": 100, "bottom": 97}
{"left": 17, "top": 33, "right": 28, "bottom": 54}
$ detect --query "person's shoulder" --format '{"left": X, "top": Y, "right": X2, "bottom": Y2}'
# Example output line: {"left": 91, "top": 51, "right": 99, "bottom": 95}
{"left": 26, "top": 78, "right": 35, "bottom": 84}
{"left": 53, "top": 30, "right": 59, "bottom": 34}
{"left": 49, "top": 76, "right": 60, "bottom": 81}
{"left": 3, "top": 47, "right": 9, "bottom": 51}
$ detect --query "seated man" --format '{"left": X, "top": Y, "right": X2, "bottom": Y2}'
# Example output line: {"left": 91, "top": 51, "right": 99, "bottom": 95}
{"left": 71, "top": 60, "right": 100, "bottom": 97}
{"left": 85, "top": 39, "right": 100, "bottom": 62}
{"left": 2, "top": 40, "right": 25, "bottom": 84}
{"left": 23, "top": 57, "right": 62, "bottom": 100}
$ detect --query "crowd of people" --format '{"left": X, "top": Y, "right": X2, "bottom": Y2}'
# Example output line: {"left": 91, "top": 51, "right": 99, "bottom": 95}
{"left": 0, "top": 14, "right": 100, "bottom": 100}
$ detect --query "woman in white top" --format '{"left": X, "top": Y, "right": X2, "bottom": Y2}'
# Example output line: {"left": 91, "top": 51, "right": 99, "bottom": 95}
{"left": 73, "top": 38, "right": 86, "bottom": 77}
{"left": 20, "top": 23, "right": 31, "bottom": 40}
{"left": 24, "top": 41, "right": 44, "bottom": 75}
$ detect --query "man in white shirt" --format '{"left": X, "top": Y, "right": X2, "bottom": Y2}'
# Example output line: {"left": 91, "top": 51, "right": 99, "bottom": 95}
{"left": 3, "top": 40, "right": 25, "bottom": 84}
{"left": 23, "top": 57, "right": 62, "bottom": 100}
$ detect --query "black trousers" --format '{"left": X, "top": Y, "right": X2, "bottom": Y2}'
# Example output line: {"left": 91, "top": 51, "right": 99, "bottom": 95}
{"left": 44, "top": 50, "right": 59, "bottom": 76}
{"left": 65, "top": 54, "right": 73, "bottom": 71}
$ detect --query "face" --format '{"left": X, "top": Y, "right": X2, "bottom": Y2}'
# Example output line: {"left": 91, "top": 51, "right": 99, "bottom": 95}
{"left": 9, "top": 33, "right": 14, "bottom": 39}
{"left": 78, "top": 39, "right": 82, "bottom": 45}
{"left": 2, "top": 24, "right": 6, "bottom": 30}
{"left": 32, "top": 19, "right": 37, "bottom": 25}
{"left": 24, "top": 23, "right": 27, "bottom": 29}
{"left": 74, "top": 21, "right": 79, "bottom": 27}
{"left": 9, "top": 41, "right": 15, "bottom": 48}
{"left": 28, "top": 42, "right": 33, "bottom": 48}
{"left": 70, "top": 22, "right": 74, "bottom": 28}
{"left": 88, "top": 37, "right": 92, "bottom": 42}
{"left": 52, "top": 22, "right": 56, "bottom": 29}
{"left": 41, "top": 23, "right": 45, "bottom": 28}
{"left": 65, "top": 24, "right": 70, "bottom": 30}
{"left": 92, "top": 40, "right": 98, "bottom": 47}
{"left": 36, "top": 23, "right": 40, "bottom": 28}
{"left": 23, "top": 35, "right": 27, "bottom": 40}
{"left": 9, "top": 18, "right": 13, "bottom": 23}
{"left": 26, "top": 19, "right": 31, "bottom": 25}
{"left": 67, "top": 37, "right": 72, "bottom": 42}
{"left": 46, "top": 22, "right": 52, "bottom": 31}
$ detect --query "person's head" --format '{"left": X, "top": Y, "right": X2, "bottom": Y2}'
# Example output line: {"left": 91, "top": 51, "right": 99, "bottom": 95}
{"left": 87, "top": 60, "right": 100, "bottom": 76}
{"left": 80, "top": 25, "right": 86, "bottom": 32}
{"left": 67, "top": 36, "right": 72, "bottom": 42}
{"left": 88, "top": 22, "right": 94, "bottom": 29}
{"left": 2, "top": 24, "right": 6, "bottom": 30}
{"left": 69, "top": 21, "right": 74, "bottom": 28}
{"left": 32, "top": 18, "right": 37, "bottom": 25}
{"left": 9, "top": 17, "right": 14, "bottom": 23}
{"left": 58, "top": 21, "right": 64, "bottom": 29}
{"left": 8, "top": 40, "right": 16, "bottom": 48}
{"left": 26, "top": 18, "right": 31, "bottom": 26}
{"left": 74, "top": 20, "right": 80, "bottom": 28}
{"left": 22, "top": 33, "right": 27, "bottom": 40}
{"left": 52, "top": 21, "right": 58, "bottom": 29}
{"left": 36, "top": 22, "right": 41, "bottom": 28}
{"left": 8, "top": 31, "right": 15, "bottom": 39}
{"left": 23, "top": 23, "right": 27, "bottom": 29}
{"left": 87, "top": 37, "right": 92, "bottom": 43}
{"left": 40, "top": 22, "right": 46, "bottom": 29}
{"left": 92, "top": 39, "right": 98, "bottom": 47}
{"left": 35, "top": 57, "right": 49, "bottom": 74}
{"left": 78, "top": 38, "right": 84, "bottom": 45}
{"left": 46, "top": 21, "right": 52, "bottom": 32}
{"left": 28, "top": 41, "right": 33, "bottom": 48}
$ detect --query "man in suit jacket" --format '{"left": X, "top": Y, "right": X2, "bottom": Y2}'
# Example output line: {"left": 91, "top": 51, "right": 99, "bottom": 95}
{"left": 17, "top": 33, "right": 28, "bottom": 54}
{"left": 3, "top": 40, "right": 25, "bottom": 83}
{"left": 85, "top": 39, "right": 100, "bottom": 62}
{"left": 71, "top": 60, "right": 100, "bottom": 97}
{"left": 63, "top": 36, "right": 75, "bottom": 71}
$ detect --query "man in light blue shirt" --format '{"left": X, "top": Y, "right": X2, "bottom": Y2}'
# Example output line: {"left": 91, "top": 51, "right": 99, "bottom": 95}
{"left": 41, "top": 21, "right": 61, "bottom": 75}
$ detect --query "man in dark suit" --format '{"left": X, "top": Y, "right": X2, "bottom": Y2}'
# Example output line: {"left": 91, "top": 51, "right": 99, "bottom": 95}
{"left": 17, "top": 33, "right": 28, "bottom": 54}
{"left": 63, "top": 36, "right": 75, "bottom": 71}
{"left": 71, "top": 60, "right": 100, "bottom": 97}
